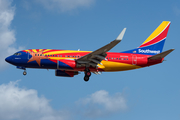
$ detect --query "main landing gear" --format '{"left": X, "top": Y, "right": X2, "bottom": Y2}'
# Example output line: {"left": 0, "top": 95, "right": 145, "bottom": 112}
{"left": 84, "top": 68, "right": 91, "bottom": 82}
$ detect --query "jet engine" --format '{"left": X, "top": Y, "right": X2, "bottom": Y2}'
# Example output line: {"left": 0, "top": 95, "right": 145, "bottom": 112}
{"left": 55, "top": 70, "right": 79, "bottom": 77}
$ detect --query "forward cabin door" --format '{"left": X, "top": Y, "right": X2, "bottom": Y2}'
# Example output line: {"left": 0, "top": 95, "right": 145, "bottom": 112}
{"left": 132, "top": 55, "right": 137, "bottom": 65}
{"left": 28, "top": 52, "right": 31, "bottom": 60}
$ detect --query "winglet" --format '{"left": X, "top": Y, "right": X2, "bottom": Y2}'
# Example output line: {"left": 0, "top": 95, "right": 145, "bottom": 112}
{"left": 116, "top": 28, "right": 126, "bottom": 41}
{"left": 148, "top": 49, "right": 174, "bottom": 60}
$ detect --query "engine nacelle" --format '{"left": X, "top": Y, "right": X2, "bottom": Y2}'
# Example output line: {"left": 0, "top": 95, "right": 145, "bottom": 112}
{"left": 55, "top": 70, "right": 78, "bottom": 77}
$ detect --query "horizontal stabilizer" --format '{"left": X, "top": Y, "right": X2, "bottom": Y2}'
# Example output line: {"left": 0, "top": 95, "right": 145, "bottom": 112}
{"left": 148, "top": 49, "right": 174, "bottom": 60}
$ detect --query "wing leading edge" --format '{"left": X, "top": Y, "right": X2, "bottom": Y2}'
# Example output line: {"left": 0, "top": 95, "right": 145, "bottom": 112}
{"left": 76, "top": 28, "right": 126, "bottom": 68}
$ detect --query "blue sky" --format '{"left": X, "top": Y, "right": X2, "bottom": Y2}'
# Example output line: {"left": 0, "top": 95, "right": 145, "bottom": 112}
{"left": 0, "top": 0, "right": 180, "bottom": 120}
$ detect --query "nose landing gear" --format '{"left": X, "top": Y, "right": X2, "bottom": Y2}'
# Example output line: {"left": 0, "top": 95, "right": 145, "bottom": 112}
{"left": 84, "top": 68, "right": 91, "bottom": 82}
{"left": 16, "top": 66, "right": 27, "bottom": 76}
{"left": 23, "top": 70, "right": 27, "bottom": 75}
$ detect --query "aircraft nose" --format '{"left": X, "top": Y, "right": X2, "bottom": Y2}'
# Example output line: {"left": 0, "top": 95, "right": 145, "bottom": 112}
{"left": 5, "top": 56, "right": 12, "bottom": 63}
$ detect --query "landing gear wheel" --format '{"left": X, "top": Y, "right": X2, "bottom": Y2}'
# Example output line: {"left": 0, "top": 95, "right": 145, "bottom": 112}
{"left": 84, "top": 76, "right": 89, "bottom": 82}
{"left": 84, "top": 68, "right": 91, "bottom": 81}
{"left": 86, "top": 71, "right": 91, "bottom": 76}
{"left": 85, "top": 68, "right": 91, "bottom": 76}
{"left": 23, "top": 71, "right": 27, "bottom": 76}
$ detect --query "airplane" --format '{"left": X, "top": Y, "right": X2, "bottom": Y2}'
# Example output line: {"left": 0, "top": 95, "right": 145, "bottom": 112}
{"left": 5, "top": 21, "right": 174, "bottom": 81}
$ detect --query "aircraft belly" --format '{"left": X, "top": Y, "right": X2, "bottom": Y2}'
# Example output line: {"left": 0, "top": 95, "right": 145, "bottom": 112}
{"left": 100, "top": 61, "right": 141, "bottom": 72}
{"left": 39, "top": 59, "right": 57, "bottom": 69}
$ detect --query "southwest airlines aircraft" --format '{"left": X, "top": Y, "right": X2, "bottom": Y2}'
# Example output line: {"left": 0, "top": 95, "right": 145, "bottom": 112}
{"left": 5, "top": 21, "right": 174, "bottom": 81}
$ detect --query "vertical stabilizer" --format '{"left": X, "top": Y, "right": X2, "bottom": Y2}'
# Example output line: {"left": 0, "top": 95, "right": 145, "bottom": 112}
{"left": 122, "top": 21, "right": 171, "bottom": 55}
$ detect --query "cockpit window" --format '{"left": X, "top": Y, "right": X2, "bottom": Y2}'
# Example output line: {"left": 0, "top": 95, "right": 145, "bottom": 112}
{"left": 13, "top": 52, "right": 21, "bottom": 56}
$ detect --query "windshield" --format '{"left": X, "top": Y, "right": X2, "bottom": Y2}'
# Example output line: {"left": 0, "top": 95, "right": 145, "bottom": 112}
{"left": 13, "top": 52, "right": 21, "bottom": 56}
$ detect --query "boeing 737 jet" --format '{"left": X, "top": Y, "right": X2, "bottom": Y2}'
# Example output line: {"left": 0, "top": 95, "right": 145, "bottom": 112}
{"left": 5, "top": 21, "right": 174, "bottom": 81}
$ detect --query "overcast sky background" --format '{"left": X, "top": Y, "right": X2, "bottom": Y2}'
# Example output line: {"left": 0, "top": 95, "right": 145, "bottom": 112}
{"left": 0, "top": 0, "right": 180, "bottom": 120}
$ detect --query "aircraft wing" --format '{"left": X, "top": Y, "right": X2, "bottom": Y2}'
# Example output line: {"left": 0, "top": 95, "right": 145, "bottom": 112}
{"left": 76, "top": 28, "right": 126, "bottom": 67}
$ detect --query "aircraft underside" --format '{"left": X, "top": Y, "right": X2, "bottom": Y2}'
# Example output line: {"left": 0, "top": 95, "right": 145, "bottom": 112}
{"left": 5, "top": 21, "right": 174, "bottom": 82}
